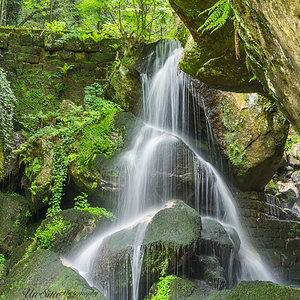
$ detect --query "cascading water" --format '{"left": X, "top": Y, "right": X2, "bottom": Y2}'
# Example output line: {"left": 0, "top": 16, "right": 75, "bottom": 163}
{"left": 66, "top": 40, "right": 275, "bottom": 299}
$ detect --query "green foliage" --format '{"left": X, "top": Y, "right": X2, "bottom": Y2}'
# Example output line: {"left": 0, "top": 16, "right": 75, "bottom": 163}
{"left": 265, "top": 179, "right": 277, "bottom": 194}
{"left": 34, "top": 216, "right": 71, "bottom": 250}
{"left": 76, "top": 0, "right": 174, "bottom": 54}
{"left": 198, "top": 0, "right": 235, "bottom": 34}
{"left": 58, "top": 63, "right": 74, "bottom": 77}
{"left": 0, "top": 253, "right": 5, "bottom": 281}
{"left": 16, "top": 84, "right": 122, "bottom": 216}
{"left": 83, "top": 83, "right": 105, "bottom": 110}
{"left": 45, "top": 20, "right": 66, "bottom": 32}
{"left": 74, "top": 192, "right": 113, "bottom": 218}
{"left": 285, "top": 130, "right": 300, "bottom": 151}
{"left": 0, "top": 68, "right": 17, "bottom": 151}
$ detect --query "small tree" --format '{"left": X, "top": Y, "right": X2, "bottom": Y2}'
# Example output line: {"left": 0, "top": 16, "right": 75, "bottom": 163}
{"left": 76, "top": 0, "right": 173, "bottom": 55}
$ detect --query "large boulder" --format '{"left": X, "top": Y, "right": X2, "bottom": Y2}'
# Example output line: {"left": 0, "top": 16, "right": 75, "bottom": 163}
{"left": 192, "top": 82, "right": 288, "bottom": 191}
{"left": 91, "top": 200, "right": 201, "bottom": 299}
{"left": 168, "top": 0, "right": 262, "bottom": 93}
{"left": 0, "top": 249, "right": 106, "bottom": 299}
{"left": 231, "top": 0, "right": 300, "bottom": 132}
{"left": 0, "top": 192, "right": 30, "bottom": 256}
{"left": 106, "top": 63, "right": 142, "bottom": 113}
{"left": 30, "top": 208, "right": 112, "bottom": 255}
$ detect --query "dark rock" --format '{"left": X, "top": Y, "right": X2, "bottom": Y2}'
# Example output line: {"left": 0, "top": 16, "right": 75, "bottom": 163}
{"left": 196, "top": 255, "right": 226, "bottom": 290}
{"left": 289, "top": 261, "right": 300, "bottom": 282}
{"left": 279, "top": 208, "right": 300, "bottom": 222}
{"left": 0, "top": 249, "right": 106, "bottom": 299}
{"left": 201, "top": 217, "right": 240, "bottom": 252}
{"left": 276, "top": 181, "right": 299, "bottom": 208}
{"left": 291, "top": 170, "right": 300, "bottom": 185}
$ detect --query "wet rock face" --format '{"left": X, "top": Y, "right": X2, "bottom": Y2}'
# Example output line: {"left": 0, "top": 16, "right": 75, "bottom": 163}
{"left": 192, "top": 81, "right": 288, "bottom": 191}
{"left": 231, "top": 0, "right": 300, "bottom": 131}
{"left": 168, "top": 0, "right": 262, "bottom": 93}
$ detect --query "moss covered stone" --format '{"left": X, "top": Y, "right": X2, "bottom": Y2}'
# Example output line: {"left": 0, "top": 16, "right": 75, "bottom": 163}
{"left": 195, "top": 82, "right": 289, "bottom": 191}
{"left": 169, "top": 0, "right": 263, "bottom": 93}
{"left": 0, "top": 249, "right": 106, "bottom": 299}
{"left": 92, "top": 200, "right": 201, "bottom": 298}
{"left": 31, "top": 208, "right": 111, "bottom": 254}
{"left": 0, "top": 192, "right": 30, "bottom": 256}
{"left": 148, "top": 275, "right": 204, "bottom": 300}
{"left": 0, "top": 29, "right": 119, "bottom": 125}
{"left": 208, "top": 280, "right": 300, "bottom": 300}
{"left": 106, "top": 63, "right": 142, "bottom": 113}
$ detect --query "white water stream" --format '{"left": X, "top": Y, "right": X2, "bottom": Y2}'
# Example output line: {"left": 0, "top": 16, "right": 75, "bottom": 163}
{"left": 66, "top": 40, "right": 275, "bottom": 299}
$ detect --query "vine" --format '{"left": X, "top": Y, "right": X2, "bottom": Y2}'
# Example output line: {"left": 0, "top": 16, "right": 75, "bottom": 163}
{"left": 0, "top": 68, "right": 17, "bottom": 151}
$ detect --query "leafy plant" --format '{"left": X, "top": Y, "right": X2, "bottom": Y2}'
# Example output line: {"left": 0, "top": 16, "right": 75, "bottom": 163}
{"left": 0, "top": 68, "right": 17, "bottom": 151}
{"left": 74, "top": 192, "right": 113, "bottom": 218}
{"left": 16, "top": 85, "right": 122, "bottom": 217}
{"left": 198, "top": 0, "right": 235, "bottom": 34}
{"left": 45, "top": 20, "right": 66, "bottom": 32}
{"left": 34, "top": 216, "right": 71, "bottom": 250}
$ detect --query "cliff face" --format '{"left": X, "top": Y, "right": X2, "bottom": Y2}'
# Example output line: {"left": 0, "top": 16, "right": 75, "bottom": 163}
{"left": 231, "top": 0, "right": 300, "bottom": 131}
{"left": 169, "top": 0, "right": 300, "bottom": 132}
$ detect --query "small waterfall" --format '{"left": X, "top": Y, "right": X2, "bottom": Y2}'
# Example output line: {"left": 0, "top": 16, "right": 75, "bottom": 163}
{"left": 66, "top": 39, "right": 275, "bottom": 299}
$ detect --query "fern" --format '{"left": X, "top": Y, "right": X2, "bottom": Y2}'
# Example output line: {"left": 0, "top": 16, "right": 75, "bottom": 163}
{"left": 198, "top": 0, "right": 235, "bottom": 34}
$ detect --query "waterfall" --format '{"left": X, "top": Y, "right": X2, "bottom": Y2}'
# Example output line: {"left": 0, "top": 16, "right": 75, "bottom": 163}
{"left": 65, "top": 39, "right": 275, "bottom": 299}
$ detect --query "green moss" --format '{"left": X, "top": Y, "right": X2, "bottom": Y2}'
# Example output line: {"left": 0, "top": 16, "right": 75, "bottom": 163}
{"left": 207, "top": 281, "right": 300, "bottom": 300}
{"left": 149, "top": 275, "right": 204, "bottom": 300}
{"left": 0, "top": 249, "right": 106, "bottom": 299}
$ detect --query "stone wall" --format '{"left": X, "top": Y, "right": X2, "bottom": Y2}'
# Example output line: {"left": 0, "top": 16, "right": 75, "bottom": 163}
{"left": 0, "top": 29, "right": 118, "bottom": 124}
{"left": 236, "top": 191, "right": 300, "bottom": 283}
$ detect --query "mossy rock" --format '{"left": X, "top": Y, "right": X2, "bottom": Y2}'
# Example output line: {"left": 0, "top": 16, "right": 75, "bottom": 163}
{"left": 196, "top": 82, "right": 289, "bottom": 191}
{"left": 197, "top": 255, "right": 226, "bottom": 290}
{"left": 207, "top": 280, "right": 300, "bottom": 300}
{"left": 168, "top": 0, "right": 262, "bottom": 93}
{"left": 231, "top": 0, "right": 300, "bottom": 132}
{"left": 67, "top": 111, "right": 140, "bottom": 210}
{"left": 201, "top": 218, "right": 240, "bottom": 251}
{"left": 32, "top": 208, "right": 111, "bottom": 254}
{"left": 106, "top": 63, "right": 142, "bottom": 113}
{"left": 148, "top": 275, "right": 205, "bottom": 300}
{"left": 92, "top": 200, "right": 201, "bottom": 298}
{"left": 0, "top": 249, "right": 106, "bottom": 299}
{"left": 0, "top": 192, "right": 30, "bottom": 256}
